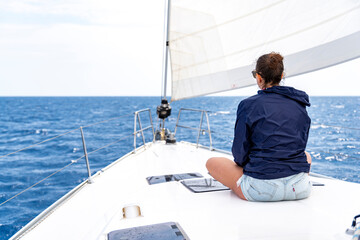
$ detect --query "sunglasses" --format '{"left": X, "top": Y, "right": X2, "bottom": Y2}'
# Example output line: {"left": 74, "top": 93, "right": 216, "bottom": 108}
{"left": 251, "top": 70, "right": 257, "bottom": 78}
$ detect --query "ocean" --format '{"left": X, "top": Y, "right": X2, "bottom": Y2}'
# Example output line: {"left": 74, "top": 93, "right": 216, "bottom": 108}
{"left": 0, "top": 96, "right": 359, "bottom": 239}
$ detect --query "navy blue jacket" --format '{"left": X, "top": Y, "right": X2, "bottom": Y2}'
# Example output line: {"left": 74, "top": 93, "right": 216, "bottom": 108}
{"left": 232, "top": 86, "right": 311, "bottom": 179}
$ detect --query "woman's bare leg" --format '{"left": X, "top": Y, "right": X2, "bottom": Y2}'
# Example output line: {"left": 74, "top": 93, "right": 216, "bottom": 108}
{"left": 305, "top": 151, "right": 312, "bottom": 174}
{"left": 305, "top": 151, "right": 312, "bottom": 164}
{"left": 206, "top": 157, "right": 246, "bottom": 200}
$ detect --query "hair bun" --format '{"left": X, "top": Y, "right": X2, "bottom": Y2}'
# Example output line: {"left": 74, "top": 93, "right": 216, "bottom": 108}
{"left": 269, "top": 53, "right": 283, "bottom": 69}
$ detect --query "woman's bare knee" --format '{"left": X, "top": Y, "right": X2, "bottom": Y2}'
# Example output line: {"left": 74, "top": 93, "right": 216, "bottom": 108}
{"left": 206, "top": 157, "right": 217, "bottom": 171}
{"left": 206, "top": 158, "right": 224, "bottom": 178}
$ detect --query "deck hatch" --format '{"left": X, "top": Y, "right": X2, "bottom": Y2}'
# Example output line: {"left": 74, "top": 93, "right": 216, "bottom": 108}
{"left": 181, "top": 178, "right": 230, "bottom": 193}
{"left": 107, "top": 222, "right": 189, "bottom": 240}
{"left": 146, "top": 172, "right": 203, "bottom": 185}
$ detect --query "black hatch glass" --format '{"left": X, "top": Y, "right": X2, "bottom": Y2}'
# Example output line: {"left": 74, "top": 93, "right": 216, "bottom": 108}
{"left": 181, "top": 178, "right": 230, "bottom": 193}
{"left": 146, "top": 172, "right": 203, "bottom": 185}
{"left": 108, "top": 222, "right": 189, "bottom": 240}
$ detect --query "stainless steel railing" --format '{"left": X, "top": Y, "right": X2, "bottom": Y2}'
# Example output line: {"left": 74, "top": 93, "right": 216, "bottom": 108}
{"left": 133, "top": 109, "right": 155, "bottom": 153}
{"left": 174, "top": 108, "right": 213, "bottom": 150}
{"left": 80, "top": 126, "right": 93, "bottom": 183}
{"left": 0, "top": 109, "right": 154, "bottom": 206}
{"left": 2, "top": 106, "right": 359, "bottom": 207}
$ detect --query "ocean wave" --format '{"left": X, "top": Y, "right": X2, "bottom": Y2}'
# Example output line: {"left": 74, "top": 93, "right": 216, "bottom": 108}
{"left": 310, "top": 124, "right": 329, "bottom": 129}
{"left": 331, "top": 104, "right": 345, "bottom": 109}
{"left": 209, "top": 111, "right": 231, "bottom": 116}
{"left": 35, "top": 129, "right": 48, "bottom": 135}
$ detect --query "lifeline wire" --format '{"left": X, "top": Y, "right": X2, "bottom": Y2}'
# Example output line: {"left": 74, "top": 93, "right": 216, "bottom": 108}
{"left": 81, "top": 113, "right": 133, "bottom": 129}
{"left": 86, "top": 134, "right": 134, "bottom": 156}
{"left": 0, "top": 131, "right": 147, "bottom": 207}
{"left": 315, "top": 124, "right": 360, "bottom": 131}
{"left": 1, "top": 113, "right": 358, "bottom": 205}
{"left": 210, "top": 122, "right": 360, "bottom": 137}
{"left": 0, "top": 113, "right": 139, "bottom": 206}
{"left": 0, "top": 128, "right": 80, "bottom": 160}
{"left": 0, "top": 113, "right": 133, "bottom": 161}
{"left": 0, "top": 159, "right": 79, "bottom": 207}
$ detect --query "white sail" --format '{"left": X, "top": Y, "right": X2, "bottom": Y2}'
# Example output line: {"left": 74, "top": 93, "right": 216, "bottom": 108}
{"left": 169, "top": 0, "right": 360, "bottom": 101}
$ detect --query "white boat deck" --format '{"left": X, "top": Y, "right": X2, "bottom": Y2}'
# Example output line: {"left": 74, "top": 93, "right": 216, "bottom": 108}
{"left": 14, "top": 141, "right": 360, "bottom": 240}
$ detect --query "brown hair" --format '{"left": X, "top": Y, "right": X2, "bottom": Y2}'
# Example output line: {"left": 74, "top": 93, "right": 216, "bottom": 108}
{"left": 256, "top": 52, "right": 284, "bottom": 85}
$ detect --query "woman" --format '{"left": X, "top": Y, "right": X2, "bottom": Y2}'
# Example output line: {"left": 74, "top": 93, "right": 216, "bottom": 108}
{"left": 206, "top": 52, "right": 312, "bottom": 201}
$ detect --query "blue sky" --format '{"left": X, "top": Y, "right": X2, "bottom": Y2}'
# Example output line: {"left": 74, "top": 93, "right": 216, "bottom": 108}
{"left": 0, "top": 0, "right": 359, "bottom": 97}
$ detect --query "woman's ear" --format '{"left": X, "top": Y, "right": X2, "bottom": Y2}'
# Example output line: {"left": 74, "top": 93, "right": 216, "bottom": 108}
{"left": 256, "top": 74, "right": 263, "bottom": 89}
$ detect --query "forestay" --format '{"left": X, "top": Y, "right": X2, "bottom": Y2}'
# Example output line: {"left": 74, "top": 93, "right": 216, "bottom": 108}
{"left": 169, "top": 0, "right": 360, "bottom": 101}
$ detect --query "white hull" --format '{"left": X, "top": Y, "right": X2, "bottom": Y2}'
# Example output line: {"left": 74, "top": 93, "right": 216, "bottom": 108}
{"left": 11, "top": 141, "right": 360, "bottom": 239}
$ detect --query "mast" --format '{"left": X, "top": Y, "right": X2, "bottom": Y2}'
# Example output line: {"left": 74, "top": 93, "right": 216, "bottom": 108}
{"left": 156, "top": 0, "right": 174, "bottom": 143}
{"left": 161, "top": 0, "right": 171, "bottom": 99}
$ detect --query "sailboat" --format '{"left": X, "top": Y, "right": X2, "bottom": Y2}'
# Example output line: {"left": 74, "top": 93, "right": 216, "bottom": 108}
{"left": 9, "top": 0, "right": 360, "bottom": 239}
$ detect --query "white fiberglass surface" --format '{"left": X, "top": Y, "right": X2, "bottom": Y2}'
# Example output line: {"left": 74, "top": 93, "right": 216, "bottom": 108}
{"left": 19, "top": 142, "right": 360, "bottom": 240}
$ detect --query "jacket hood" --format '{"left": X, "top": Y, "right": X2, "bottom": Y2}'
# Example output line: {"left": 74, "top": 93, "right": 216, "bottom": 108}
{"left": 259, "top": 86, "right": 310, "bottom": 106}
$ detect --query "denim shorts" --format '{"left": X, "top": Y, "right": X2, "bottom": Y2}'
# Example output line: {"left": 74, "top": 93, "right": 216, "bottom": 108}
{"left": 236, "top": 172, "right": 311, "bottom": 202}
